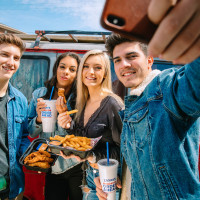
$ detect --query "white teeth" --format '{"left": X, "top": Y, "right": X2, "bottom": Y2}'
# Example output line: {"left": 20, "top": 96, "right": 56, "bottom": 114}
{"left": 123, "top": 72, "right": 133, "bottom": 76}
{"left": 87, "top": 77, "right": 95, "bottom": 80}
{"left": 2, "top": 66, "right": 14, "bottom": 71}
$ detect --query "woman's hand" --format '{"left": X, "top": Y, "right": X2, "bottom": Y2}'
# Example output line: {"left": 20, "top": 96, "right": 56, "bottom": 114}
{"left": 36, "top": 98, "right": 46, "bottom": 124}
{"left": 60, "top": 151, "right": 94, "bottom": 163}
{"left": 57, "top": 111, "right": 72, "bottom": 129}
{"left": 148, "top": 0, "right": 200, "bottom": 64}
{"left": 60, "top": 151, "right": 84, "bottom": 162}
{"left": 56, "top": 96, "right": 68, "bottom": 114}
{"left": 94, "top": 176, "right": 122, "bottom": 200}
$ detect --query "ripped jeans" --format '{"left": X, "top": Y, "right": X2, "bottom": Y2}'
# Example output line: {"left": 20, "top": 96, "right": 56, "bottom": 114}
{"left": 82, "top": 164, "right": 120, "bottom": 200}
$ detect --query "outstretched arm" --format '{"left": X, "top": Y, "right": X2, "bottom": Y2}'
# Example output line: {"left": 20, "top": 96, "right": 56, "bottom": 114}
{"left": 148, "top": 0, "right": 200, "bottom": 64}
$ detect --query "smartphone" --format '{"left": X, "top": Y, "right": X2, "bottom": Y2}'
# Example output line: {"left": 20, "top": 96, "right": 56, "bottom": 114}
{"left": 100, "top": 0, "right": 157, "bottom": 43}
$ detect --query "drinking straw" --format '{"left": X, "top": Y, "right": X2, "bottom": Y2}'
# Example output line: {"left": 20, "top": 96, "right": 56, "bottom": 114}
{"left": 49, "top": 86, "right": 54, "bottom": 100}
{"left": 106, "top": 142, "right": 109, "bottom": 165}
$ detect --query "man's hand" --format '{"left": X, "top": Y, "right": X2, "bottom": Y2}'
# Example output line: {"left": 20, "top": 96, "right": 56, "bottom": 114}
{"left": 94, "top": 176, "right": 122, "bottom": 200}
{"left": 148, "top": 0, "right": 200, "bottom": 64}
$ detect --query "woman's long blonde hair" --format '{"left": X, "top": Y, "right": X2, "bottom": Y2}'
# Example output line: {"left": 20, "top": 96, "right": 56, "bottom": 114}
{"left": 75, "top": 49, "right": 123, "bottom": 121}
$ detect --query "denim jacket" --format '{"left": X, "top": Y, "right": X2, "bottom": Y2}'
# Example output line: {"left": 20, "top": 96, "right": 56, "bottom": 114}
{"left": 120, "top": 58, "right": 200, "bottom": 200}
{"left": 7, "top": 83, "right": 30, "bottom": 199}
{"left": 28, "top": 87, "right": 80, "bottom": 174}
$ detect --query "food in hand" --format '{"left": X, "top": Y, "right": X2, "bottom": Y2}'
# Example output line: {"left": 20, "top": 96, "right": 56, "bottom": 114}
{"left": 49, "top": 135, "right": 92, "bottom": 151}
{"left": 66, "top": 109, "right": 78, "bottom": 115}
{"left": 58, "top": 88, "right": 67, "bottom": 104}
{"left": 24, "top": 150, "right": 53, "bottom": 169}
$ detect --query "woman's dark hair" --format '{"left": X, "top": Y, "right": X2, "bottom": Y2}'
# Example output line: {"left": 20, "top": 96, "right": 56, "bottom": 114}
{"left": 43, "top": 52, "right": 81, "bottom": 100}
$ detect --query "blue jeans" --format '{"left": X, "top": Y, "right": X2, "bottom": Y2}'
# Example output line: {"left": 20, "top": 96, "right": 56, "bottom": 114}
{"left": 82, "top": 164, "right": 120, "bottom": 200}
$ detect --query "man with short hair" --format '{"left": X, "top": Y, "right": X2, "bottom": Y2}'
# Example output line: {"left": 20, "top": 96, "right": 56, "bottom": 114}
{"left": 95, "top": 33, "right": 200, "bottom": 199}
{"left": 97, "top": 34, "right": 200, "bottom": 200}
{"left": 95, "top": 0, "right": 200, "bottom": 198}
{"left": 0, "top": 33, "right": 30, "bottom": 200}
{"left": 107, "top": 34, "right": 200, "bottom": 199}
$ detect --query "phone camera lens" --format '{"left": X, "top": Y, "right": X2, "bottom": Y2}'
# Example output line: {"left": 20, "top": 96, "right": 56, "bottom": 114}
{"left": 113, "top": 19, "right": 119, "bottom": 25}
{"left": 107, "top": 15, "right": 125, "bottom": 26}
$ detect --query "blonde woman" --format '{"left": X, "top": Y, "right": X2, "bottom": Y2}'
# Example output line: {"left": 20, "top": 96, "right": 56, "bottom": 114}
{"left": 58, "top": 50, "right": 124, "bottom": 200}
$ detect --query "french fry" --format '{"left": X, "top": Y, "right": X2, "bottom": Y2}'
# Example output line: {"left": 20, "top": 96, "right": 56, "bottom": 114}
{"left": 75, "top": 140, "right": 84, "bottom": 147}
{"left": 70, "top": 141, "right": 76, "bottom": 147}
{"left": 66, "top": 109, "right": 78, "bottom": 115}
{"left": 60, "top": 135, "right": 74, "bottom": 144}
{"left": 49, "top": 137, "right": 55, "bottom": 141}
{"left": 54, "top": 135, "right": 64, "bottom": 141}
{"left": 82, "top": 138, "right": 86, "bottom": 146}
{"left": 74, "top": 142, "right": 80, "bottom": 148}
{"left": 63, "top": 143, "right": 67, "bottom": 147}
{"left": 77, "top": 147, "right": 87, "bottom": 151}
{"left": 49, "top": 134, "right": 92, "bottom": 151}
{"left": 66, "top": 141, "right": 71, "bottom": 147}
{"left": 67, "top": 143, "right": 75, "bottom": 148}
{"left": 84, "top": 145, "right": 92, "bottom": 149}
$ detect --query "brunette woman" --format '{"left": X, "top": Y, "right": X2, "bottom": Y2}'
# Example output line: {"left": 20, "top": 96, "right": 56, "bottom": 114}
{"left": 28, "top": 52, "right": 83, "bottom": 200}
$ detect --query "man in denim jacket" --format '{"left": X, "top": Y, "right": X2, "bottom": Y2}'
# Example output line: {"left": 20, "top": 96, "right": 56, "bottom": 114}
{"left": 96, "top": 37, "right": 200, "bottom": 200}
{"left": 108, "top": 33, "right": 200, "bottom": 200}
{"left": 0, "top": 34, "right": 30, "bottom": 200}
{"left": 97, "top": 34, "right": 200, "bottom": 200}
{"left": 95, "top": 0, "right": 200, "bottom": 199}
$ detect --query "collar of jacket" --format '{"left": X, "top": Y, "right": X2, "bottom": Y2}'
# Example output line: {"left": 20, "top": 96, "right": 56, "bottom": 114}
{"left": 7, "top": 83, "right": 16, "bottom": 101}
{"left": 130, "top": 69, "right": 161, "bottom": 96}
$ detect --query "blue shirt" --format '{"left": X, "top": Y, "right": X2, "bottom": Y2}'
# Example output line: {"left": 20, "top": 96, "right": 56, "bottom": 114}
{"left": 7, "top": 83, "right": 30, "bottom": 199}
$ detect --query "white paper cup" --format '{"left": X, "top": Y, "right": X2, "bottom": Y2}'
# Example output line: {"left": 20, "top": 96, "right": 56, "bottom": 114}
{"left": 41, "top": 100, "right": 57, "bottom": 133}
{"left": 97, "top": 159, "right": 119, "bottom": 200}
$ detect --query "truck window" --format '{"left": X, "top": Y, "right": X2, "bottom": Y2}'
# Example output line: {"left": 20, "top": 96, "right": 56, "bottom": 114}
{"left": 10, "top": 55, "right": 50, "bottom": 103}
{"left": 153, "top": 60, "right": 182, "bottom": 71}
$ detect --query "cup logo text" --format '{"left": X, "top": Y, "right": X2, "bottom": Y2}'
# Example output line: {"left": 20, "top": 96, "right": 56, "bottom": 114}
{"left": 102, "top": 178, "right": 116, "bottom": 192}
{"left": 42, "top": 107, "right": 52, "bottom": 118}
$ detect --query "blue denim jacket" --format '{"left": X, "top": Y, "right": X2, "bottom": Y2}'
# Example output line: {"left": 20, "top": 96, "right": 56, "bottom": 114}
{"left": 7, "top": 83, "right": 30, "bottom": 199}
{"left": 28, "top": 87, "right": 80, "bottom": 174}
{"left": 120, "top": 58, "right": 200, "bottom": 200}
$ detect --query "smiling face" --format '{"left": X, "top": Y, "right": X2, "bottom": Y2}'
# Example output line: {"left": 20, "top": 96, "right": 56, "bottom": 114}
{"left": 113, "top": 42, "right": 153, "bottom": 90}
{"left": 56, "top": 56, "right": 78, "bottom": 88}
{"left": 0, "top": 44, "right": 21, "bottom": 83}
{"left": 82, "top": 55, "right": 106, "bottom": 89}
